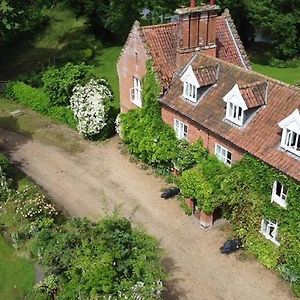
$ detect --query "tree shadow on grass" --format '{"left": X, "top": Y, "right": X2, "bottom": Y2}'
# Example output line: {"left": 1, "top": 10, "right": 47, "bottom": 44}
{"left": 162, "top": 257, "right": 188, "bottom": 300}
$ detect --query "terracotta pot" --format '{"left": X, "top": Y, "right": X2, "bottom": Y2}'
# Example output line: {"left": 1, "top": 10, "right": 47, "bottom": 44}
{"left": 200, "top": 211, "right": 213, "bottom": 229}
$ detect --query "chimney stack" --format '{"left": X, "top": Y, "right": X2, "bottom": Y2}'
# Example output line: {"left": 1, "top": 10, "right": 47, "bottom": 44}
{"left": 175, "top": 2, "right": 220, "bottom": 68}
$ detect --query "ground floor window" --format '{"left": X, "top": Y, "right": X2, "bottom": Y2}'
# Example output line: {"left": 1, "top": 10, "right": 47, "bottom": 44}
{"left": 260, "top": 219, "right": 280, "bottom": 246}
{"left": 174, "top": 119, "right": 188, "bottom": 140}
{"left": 215, "top": 144, "right": 232, "bottom": 165}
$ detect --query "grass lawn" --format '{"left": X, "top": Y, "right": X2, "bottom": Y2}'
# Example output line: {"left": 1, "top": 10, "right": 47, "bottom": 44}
{"left": 252, "top": 63, "right": 300, "bottom": 85}
{"left": 0, "top": 236, "right": 35, "bottom": 300}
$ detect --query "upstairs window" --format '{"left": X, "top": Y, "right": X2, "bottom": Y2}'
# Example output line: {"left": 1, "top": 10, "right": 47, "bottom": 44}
{"left": 271, "top": 181, "right": 287, "bottom": 208}
{"left": 174, "top": 119, "right": 188, "bottom": 140}
{"left": 260, "top": 219, "right": 280, "bottom": 246}
{"left": 281, "top": 129, "right": 300, "bottom": 155}
{"left": 183, "top": 82, "right": 197, "bottom": 102}
{"left": 226, "top": 103, "right": 244, "bottom": 126}
{"left": 215, "top": 144, "right": 232, "bottom": 165}
{"left": 278, "top": 109, "right": 300, "bottom": 157}
{"left": 130, "top": 77, "right": 142, "bottom": 107}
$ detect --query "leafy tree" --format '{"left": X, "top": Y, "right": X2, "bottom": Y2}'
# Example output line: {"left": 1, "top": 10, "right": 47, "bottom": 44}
{"left": 0, "top": 0, "right": 55, "bottom": 42}
{"left": 217, "top": 0, "right": 300, "bottom": 59}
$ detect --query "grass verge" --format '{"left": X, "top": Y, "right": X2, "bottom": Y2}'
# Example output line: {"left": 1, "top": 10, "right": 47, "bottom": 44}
{"left": 0, "top": 236, "right": 35, "bottom": 300}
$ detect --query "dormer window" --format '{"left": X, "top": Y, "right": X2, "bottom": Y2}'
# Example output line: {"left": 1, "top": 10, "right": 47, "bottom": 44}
{"left": 184, "top": 82, "right": 197, "bottom": 102}
{"left": 226, "top": 102, "right": 244, "bottom": 126}
{"left": 223, "top": 82, "right": 267, "bottom": 127}
{"left": 180, "top": 64, "right": 218, "bottom": 103}
{"left": 278, "top": 109, "right": 300, "bottom": 157}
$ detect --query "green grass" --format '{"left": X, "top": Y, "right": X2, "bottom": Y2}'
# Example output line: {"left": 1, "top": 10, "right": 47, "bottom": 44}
{"left": 252, "top": 63, "right": 300, "bottom": 85}
{"left": 94, "top": 46, "right": 122, "bottom": 108}
{"left": 0, "top": 236, "right": 35, "bottom": 300}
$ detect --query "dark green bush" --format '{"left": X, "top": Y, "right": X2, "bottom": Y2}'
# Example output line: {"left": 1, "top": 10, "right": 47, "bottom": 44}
{"left": 42, "top": 63, "right": 96, "bottom": 106}
{"left": 48, "top": 106, "right": 76, "bottom": 129}
{"left": 6, "top": 81, "right": 50, "bottom": 113}
{"left": 0, "top": 154, "right": 11, "bottom": 174}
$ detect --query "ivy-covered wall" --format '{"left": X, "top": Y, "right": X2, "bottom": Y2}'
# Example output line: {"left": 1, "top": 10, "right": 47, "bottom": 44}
{"left": 119, "top": 61, "right": 300, "bottom": 297}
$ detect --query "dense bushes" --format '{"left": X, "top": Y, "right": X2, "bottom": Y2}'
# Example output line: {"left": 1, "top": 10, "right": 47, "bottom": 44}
{"left": 31, "top": 217, "right": 165, "bottom": 299}
{"left": 5, "top": 81, "right": 77, "bottom": 129}
{"left": 5, "top": 62, "right": 115, "bottom": 136}
{"left": 42, "top": 63, "right": 96, "bottom": 106}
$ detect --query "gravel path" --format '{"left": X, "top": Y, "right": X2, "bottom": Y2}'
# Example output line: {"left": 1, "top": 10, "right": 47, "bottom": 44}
{"left": 0, "top": 128, "right": 296, "bottom": 300}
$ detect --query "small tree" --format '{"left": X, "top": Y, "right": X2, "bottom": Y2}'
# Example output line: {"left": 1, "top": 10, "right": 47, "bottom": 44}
{"left": 70, "top": 79, "right": 113, "bottom": 138}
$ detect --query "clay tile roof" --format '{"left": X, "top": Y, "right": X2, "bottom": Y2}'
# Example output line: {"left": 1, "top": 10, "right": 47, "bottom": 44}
{"left": 141, "top": 23, "right": 178, "bottom": 87}
{"left": 161, "top": 54, "right": 300, "bottom": 182}
{"left": 216, "top": 10, "right": 251, "bottom": 70}
{"left": 239, "top": 81, "right": 268, "bottom": 108}
{"left": 195, "top": 64, "right": 219, "bottom": 86}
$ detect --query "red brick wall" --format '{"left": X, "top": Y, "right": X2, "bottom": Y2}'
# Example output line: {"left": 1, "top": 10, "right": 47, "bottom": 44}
{"left": 161, "top": 106, "right": 244, "bottom": 164}
{"left": 117, "top": 22, "right": 150, "bottom": 113}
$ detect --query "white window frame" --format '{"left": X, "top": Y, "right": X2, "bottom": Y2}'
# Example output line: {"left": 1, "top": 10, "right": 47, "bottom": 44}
{"left": 174, "top": 119, "right": 188, "bottom": 140}
{"left": 130, "top": 77, "right": 142, "bottom": 107}
{"left": 271, "top": 181, "right": 287, "bottom": 208}
{"left": 215, "top": 144, "right": 232, "bottom": 165}
{"left": 280, "top": 128, "right": 300, "bottom": 156}
{"left": 183, "top": 82, "right": 197, "bottom": 102}
{"left": 260, "top": 219, "right": 280, "bottom": 246}
{"left": 226, "top": 102, "right": 244, "bottom": 126}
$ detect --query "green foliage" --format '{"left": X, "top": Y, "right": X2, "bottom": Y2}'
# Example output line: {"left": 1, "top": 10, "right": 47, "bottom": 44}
{"left": 5, "top": 81, "right": 50, "bottom": 113}
{"left": 32, "top": 216, "right": 165, "bottom": 299}
{"left": 218, "top": 0, "right": 300, "bottom": 59}
{"left": 59, "top": 34, "right": 103, "bottom": 63}
{"left": 48, "top": 106, "right": 77, "bottom": 129}
{"left": 0, "top": 154, "right": 11, "bottom": 174}
{"left": 42, "top": 62, "right": 96, "bottom": 106}
{"left": 120, "top": 61, "right": 179, "bottom": 169}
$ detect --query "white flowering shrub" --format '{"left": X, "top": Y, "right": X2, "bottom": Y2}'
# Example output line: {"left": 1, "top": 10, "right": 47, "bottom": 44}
{"left": 70, "top": 79, "right": 113, "bottom": 137}
{"left": 115, "top": 113, "right": 123, "bottom": 139}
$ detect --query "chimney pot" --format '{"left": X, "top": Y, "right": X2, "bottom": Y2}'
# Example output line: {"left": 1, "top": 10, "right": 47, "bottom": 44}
{"left": 210, "top": 0, "right": 215, "bottom": 5}
{"left": 190, "top": 0, "right": 196, "bottom": 8}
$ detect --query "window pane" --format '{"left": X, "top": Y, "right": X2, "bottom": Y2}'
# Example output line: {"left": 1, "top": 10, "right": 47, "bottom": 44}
{"left": 227, "top": 151, "right": 232, "bottom": 163}
{"left": 275, "top": 181, "right": 282, "bottom": 196}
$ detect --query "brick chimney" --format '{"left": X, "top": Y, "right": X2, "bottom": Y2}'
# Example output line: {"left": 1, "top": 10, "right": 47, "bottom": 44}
{"left": 176, "top": 1, "right": 220, "bottom": 68}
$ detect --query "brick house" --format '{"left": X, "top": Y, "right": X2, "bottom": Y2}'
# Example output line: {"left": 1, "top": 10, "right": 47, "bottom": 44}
{"left": 117, "top": 1, "right": 300, "bottom": 235}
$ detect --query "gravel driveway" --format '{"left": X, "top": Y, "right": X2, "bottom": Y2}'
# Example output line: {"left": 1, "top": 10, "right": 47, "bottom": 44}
{"left": 0, "top": 127, "right": 296, "bottom": 300}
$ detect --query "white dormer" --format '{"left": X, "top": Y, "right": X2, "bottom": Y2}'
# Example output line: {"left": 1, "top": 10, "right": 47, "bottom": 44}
{"left": 180, "top": 65, "right": 200, "bottom": 103}
{"left": 223, "top": 84, "right": 248, "bottom": 126}
{"left": 278, "top": 109, "right": 300, "bottom": 156}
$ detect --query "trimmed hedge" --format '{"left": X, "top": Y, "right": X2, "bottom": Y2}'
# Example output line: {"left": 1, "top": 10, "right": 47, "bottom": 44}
{"left": 5, "top": 81, "right": 76, "bottom": 129}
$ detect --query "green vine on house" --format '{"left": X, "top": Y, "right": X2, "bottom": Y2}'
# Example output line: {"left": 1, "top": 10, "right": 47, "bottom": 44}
{"left": 119, "top": 61, "right": 300, "bottom": 297}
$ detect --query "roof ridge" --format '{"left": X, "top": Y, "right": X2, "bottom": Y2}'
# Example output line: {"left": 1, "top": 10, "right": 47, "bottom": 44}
{"left": 141, "top": 22, "right": 178, "bottom": 30}
{"left": 201, "top": 54, "right": 300, "bottom": 92}
{"left": 239, "top": 80, "right": 268, "bottom": 89}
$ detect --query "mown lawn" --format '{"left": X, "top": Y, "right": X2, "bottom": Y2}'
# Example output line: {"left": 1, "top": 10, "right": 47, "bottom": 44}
{"left": 0, "top": 236, "right": 35, "bottom": 300}
{"left": 252, "top": 63, "right": 300, "bottom": 85}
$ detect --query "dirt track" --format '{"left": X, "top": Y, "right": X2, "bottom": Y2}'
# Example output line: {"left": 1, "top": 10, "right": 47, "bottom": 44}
{"left": 0, "top": 127, "right": 296, "bottom": 300}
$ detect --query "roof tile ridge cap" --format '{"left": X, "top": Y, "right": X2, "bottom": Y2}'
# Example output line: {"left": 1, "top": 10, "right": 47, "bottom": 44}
{"left": 200, "top": 53, "right": 300, "bottom": 92}
{"left": 222, "top": 9, "right": 252, "bottom": 70}
{"left": 141, "top": 22, "right": 178, "bottom": 30}
{"left": 239, "top": 80, "right": 268, "bottom": 89}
